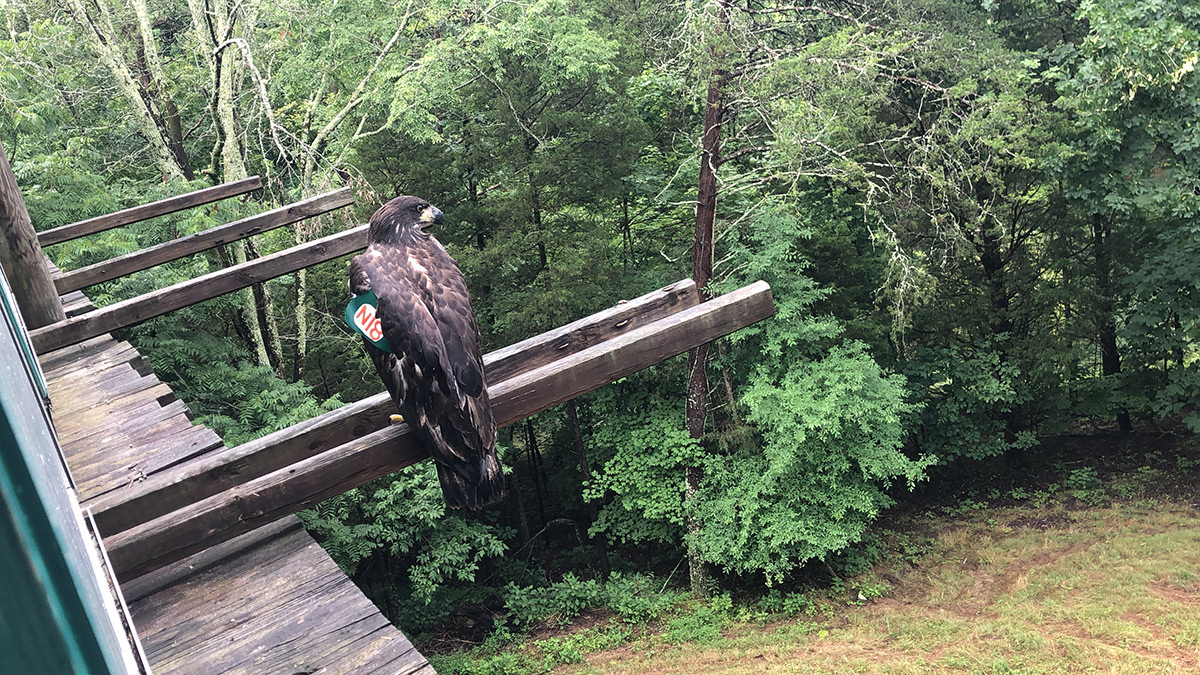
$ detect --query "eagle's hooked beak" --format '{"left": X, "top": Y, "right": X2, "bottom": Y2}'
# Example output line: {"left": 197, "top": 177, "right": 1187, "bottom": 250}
{"left": 419, "top": 205, "right": 445, "bottom": 230}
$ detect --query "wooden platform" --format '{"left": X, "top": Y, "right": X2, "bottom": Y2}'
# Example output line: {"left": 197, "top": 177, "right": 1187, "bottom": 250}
{"left": 40, "top": 289, "right": 435, "bottom": 675}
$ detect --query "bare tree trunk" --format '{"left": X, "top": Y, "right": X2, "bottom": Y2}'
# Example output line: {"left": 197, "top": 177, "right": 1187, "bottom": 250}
{"left": 293, "top": 262, "right": 309, "bottom": 381}
{"left": 568, "top": 400, "right": 611, "bottom": 579}
{"left": 130, "top": 0, "right": 193, "bottom": 180}
{"left": 65, "top": 0, "right": 187, "bottom": 181}
{"left": 0, "top": 140, "right": 65, "bottom": 329}
{"left": 684, "top": 0, "right": 730, "bottom": 599}
{"left": 1092, "top": 214, "right": 1132, "bottom": 432}
{"left": 226, "top": 240, "right": 273, "bottom": 368}
{"left": 193, "top": 0, "right": 284, "bottom": 376}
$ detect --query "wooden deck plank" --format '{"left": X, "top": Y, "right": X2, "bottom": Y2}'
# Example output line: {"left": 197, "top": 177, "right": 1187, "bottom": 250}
{"left": 55, "top": 395, "right": 185, "bottom": 444}
{"left": 75, "top": 416, "right": 219, "bottom": 463}
{"left": 38, "top": 335, "right": 131, "bottom": 372}
{"left": 40, "top": 321, "right": 433, "bottom": 674}
{"left": 130, "top": 525, "right": 432, "bottom": 675}
{"left": 120, "top": 517, "right": 302, "bottom": 603}
{"left": 62, "top": 294, "right": 94, "bottom": 317}
{"left": 72, "top": 425, "right": 225, "bottom": 502}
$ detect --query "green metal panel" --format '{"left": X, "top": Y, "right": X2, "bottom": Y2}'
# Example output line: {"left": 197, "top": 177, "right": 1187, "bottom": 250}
{"left": 0, "top": 266, "right": 134, "bottom": 675}
{"left": 0, "top": 260, "right": 49, "bottom": 404}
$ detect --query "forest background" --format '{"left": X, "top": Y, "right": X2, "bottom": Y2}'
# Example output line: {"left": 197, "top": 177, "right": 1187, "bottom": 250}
{"left": 3, "top": 0, "right": 1198, "bottom": 657}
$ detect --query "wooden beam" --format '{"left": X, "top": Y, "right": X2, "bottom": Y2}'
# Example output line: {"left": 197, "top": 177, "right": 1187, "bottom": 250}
{"left": 54, "top": 188, "right": 354, "bottom": 294}
{"left": 0, "top": 139, "right": 65, "bottom": 328}
{"left": 37, "top": 177, "right": 263, "bottom": 247}
{"left": 103, "top": 281, "right": 774, "bottom": 580}
{"left": 30, "top": 225, "right": 368, "bottom": 354}
{"left": 86, "top": 279, "right": 701, "bottom": 535}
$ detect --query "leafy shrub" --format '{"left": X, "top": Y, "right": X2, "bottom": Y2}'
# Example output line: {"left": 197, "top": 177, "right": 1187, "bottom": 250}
{"left": 604, "top": 573, "right": 684, "bottom": 624}
{"left": 758, "top": 589, "right": 816, "bottom": 617}
{"left": 532, "top": 638, "right": 583, "bottom": 666}
{"left": 1064, "top": 466, "right": 1106, "bottom": 505}
{"left": 694, "top": 342, "right": 931, "bottom": 583}
{"left": 504, "top": 573, "right": 606, "bottom": 628}
{"left": 663, "top": 594, "right": 732, "bottom": 645}
{"left": 429, "top": 650, "right": 529, "bottom": 675}
{"left": 903, "top": 341, "right": 1037, "bottom": 463}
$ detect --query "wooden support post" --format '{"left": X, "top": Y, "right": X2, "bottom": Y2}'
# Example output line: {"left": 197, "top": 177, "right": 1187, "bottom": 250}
{"left": 86, "top": 279, "right": 701, "bottom": 534}
{"left": 30, "top": 225, "right": 368, "bottom": 354}
{"left": 54, "top": 188, "right": 354, "bottom": 294}
{"left": 37, "top": 177, "right": 262, "bottom": 247}
{"left": 103, "top": 281, "right": 774, "bottom": 580}
{"left": 0, "top": 140, "right": 65, "bottom": 329}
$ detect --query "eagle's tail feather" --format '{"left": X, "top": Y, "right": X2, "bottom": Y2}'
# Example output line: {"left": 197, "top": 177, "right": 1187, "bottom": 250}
{"left": 436, "top": 454, "right": 504, "bottom": 511}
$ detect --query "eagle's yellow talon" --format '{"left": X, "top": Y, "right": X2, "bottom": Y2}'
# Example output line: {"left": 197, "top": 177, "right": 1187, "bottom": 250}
{"left": 390, "top": 414, "right": 405, "bottom": 424}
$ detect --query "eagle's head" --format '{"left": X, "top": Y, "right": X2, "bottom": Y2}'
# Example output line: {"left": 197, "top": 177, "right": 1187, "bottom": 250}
{"left": 368, "top": 195, "right": 445, "bottom": 245}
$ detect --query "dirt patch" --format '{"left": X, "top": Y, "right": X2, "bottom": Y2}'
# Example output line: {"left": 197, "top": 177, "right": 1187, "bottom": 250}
{"left": 948, "top": 538, "right": 1098, "bottom": 617}
{"left": 1149, "top": 581, "right": 1200, "bottom": 606}
{"left": 526, "top": 608, "right": 619, "bottom": 641}
{"left": 1007, "top": 513, "right": 1075, "bottom": 530}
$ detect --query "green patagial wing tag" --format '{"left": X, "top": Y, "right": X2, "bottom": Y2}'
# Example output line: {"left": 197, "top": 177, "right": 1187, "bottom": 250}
{"left": 345, "top": 290, "right": 393, "bottom": 353}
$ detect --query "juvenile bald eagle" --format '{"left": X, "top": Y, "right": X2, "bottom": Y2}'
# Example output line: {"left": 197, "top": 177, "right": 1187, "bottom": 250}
{"left": 349, "top": 195, "right": 503, "bottom": 510}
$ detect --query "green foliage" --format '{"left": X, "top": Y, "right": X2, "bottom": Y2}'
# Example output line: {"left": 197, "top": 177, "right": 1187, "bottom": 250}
{"left": 430, "top": 621, "right": 632, "bottom": 675}
{"left": 503, "top": 571, "right": 685, "bottom": 628}
{"left": 663, "top": 594, "right": 732, "bottom": 646}
{"left": 756, "top": 589, "right": 816, "bottom": 617}
{"left": 300, "top": 463, "right": 510, "bottom": 603}
{"left": 696, "top": 341, "right": 927, "bottom": 583}
{"left": 603, "top": 573, "right": 685, "bottom": 624}
{"left": 903, "top": 341, "right": 1038, "bottom": 463}
{"left": 692, "top": 202, "right": 932, "bottom": 582}
{"left": 504, "top": 572, "right": 604, "bottom": 628}
{"left": 583, "top": 383, "right": 702, "bottom": 547}
{"left": 11, "top": 0, "right": 1200, "bottom": 659}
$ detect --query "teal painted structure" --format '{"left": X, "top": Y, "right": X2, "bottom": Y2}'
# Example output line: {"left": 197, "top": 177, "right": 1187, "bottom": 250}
{"left": 0, "top": 267, "right": 136, "bottom": 674}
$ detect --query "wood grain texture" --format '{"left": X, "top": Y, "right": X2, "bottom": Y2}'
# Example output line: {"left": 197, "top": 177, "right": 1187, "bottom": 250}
{"left": 37, "top": 176, "right": 262, "bottom": 247}
{"left": 128, "top": 521, "right": 434, "bottom": 675}
{"left": 485, "top": 278, "right": 700, "bottom": 381}
{"left": 31, "top": 224, "right": 368, "bottom": 354}
{"left": 54, "top": 188, "right": 353, "bottom": 294}
{"left": 87, "top": 278, "right": 701, "bottom": 536}
{"left": 41, "top": 324, "right": 434, "bottom": 675}
{"left": 0, "top": 139, "right": 65, "bottom": 327}
{"left": 40, "top": 307, "right": 433, "bottom": 675}
{"left": 103, "top": 281, "right": 774, "bottom": 580}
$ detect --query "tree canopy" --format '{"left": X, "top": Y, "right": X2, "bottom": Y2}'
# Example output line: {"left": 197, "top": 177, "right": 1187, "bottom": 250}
{"left": 3, "top": 0, "right": 1197, "bottom": 639}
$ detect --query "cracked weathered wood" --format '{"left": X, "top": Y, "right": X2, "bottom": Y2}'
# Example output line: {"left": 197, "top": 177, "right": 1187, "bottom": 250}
{"left": 54, "top": 188, "right": 353, "bottom": 294}
{"left": 37, "top": 177, "right": 262, "bottom": 247}
{"left": 103, "top": 281, "right": 774, "bottom": 580}
{"left": 87, "top": 278, "right": 701, "bottom": 535}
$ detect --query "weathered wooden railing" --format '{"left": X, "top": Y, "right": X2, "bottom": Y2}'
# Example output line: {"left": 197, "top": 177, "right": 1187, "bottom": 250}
{"left": 32, "top": 224, "right": 368, "bottom": 353}
{"left": 54, "top": 188, "right": 353, "bottom": 294}
{"left": 38, "top": 176, "right": 263, "bottom": 247}
{"left": 30, "top": 178, "right": 365, "bottom": 353}
{"left": 100, "top": 280, "right": 773, "bottom": 580}
{"left": 32, "top": 180, "right": 776, "bottom": 584}
{"left": 87, "top": 279, "right": 702, "bottom": 534}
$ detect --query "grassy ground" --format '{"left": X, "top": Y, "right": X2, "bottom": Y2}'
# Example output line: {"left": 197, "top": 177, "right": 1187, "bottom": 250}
{"left": 564, "top": 499, "right": 1200, "bottom": 674}
{"left": 431, "top": 432, "right": 1200, "bottom": 674}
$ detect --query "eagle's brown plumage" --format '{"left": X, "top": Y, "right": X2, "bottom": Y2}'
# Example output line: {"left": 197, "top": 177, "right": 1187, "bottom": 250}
{"left": 349, "top": 195, "right": 503, "bottom": 510}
